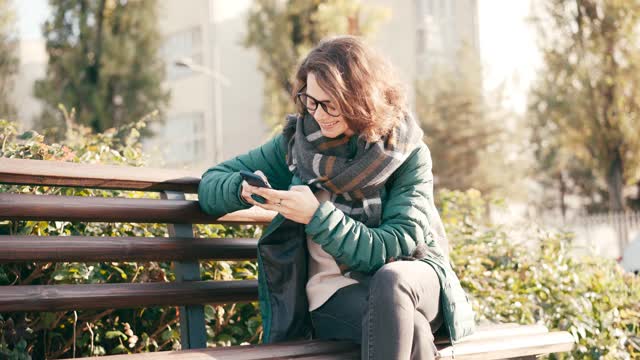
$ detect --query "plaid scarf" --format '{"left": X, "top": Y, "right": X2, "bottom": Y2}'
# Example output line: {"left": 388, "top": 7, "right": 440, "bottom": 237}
{"left": 283, "top": 112, "right": 424, "bottom": 227}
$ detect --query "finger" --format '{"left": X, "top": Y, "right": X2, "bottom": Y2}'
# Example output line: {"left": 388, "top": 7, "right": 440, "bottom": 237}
{"left": 241, "top": 185, "right": 262, "bottom": 206}
{"left": 254, "top": 170, "right": 271, "bottom": 187}
{"left": 256, "top": 201, "right": 282, "bottom": 212}
{"left": 240, "top": 184, "right": 250, "bottom": 201}
{"left": 254, "top": 170, "right": 266, "bottom": 180}
{"left": 252, "top": 187, "right": 292, "bottom": 201}
{"left": 289, "top": 185, "right": 311, "bottom": 193}
{"left": 242, "top": 180, "right": 274, "bottom": 205}
{"left": 241, "top": 180, "right": 254, "bottom": 193}
{"left": 241, "top": 189, "right": 257, "bottom": 205}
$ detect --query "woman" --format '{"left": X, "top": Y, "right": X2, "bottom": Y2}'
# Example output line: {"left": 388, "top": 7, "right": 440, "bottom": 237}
{"left": 198, "top": 35, "right": 475, "bottom": 359}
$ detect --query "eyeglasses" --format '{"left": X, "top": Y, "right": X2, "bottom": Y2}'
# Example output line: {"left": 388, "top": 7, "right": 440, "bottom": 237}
{"left": 296, "top": 85, "right": 341, "bottom": 117}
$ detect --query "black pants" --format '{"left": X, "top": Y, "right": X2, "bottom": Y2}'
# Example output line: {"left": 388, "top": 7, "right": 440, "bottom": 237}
{"left": 310, "top": 261, "right": 443, "bottom": 359}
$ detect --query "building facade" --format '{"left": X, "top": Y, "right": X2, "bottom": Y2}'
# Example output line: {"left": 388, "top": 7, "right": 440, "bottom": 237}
{"left": 11, "top": 39, "right": 46, "bottom": 131}
{"left": 139, "top": 0, "right": 480, "bottom": 171}
{"left": 146, "top": 0, "right": 266, "bottom": 170}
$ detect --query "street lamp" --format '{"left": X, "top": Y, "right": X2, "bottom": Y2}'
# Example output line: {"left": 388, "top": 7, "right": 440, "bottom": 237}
{"left": 174, "top": 57, "right": 230, "bottom": 164}
{"left": 174, "top": 57, "right": 231, "bottom": 86}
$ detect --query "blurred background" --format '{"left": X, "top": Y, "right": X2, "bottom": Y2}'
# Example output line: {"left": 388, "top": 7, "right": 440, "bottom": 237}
{"left": 3, "top": 0, "right": 640, "bottom": 262}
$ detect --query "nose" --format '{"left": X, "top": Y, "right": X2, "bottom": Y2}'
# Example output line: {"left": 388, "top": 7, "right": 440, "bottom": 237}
{"left": 313, "top": 106, "right": 329, "bottom": 121}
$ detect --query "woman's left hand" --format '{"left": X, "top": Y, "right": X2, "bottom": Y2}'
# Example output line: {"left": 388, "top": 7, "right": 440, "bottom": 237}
{"left": 250, "top": 185, "right": 320, "bottom": 224}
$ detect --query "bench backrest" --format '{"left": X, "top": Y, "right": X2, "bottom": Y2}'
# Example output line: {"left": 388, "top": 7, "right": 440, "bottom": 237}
{"left": 0, "top": 157, "right": 275, "bottom": 349}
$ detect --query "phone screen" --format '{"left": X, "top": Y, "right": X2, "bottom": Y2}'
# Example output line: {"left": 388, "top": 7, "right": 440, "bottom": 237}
{"left": 240, "top": 170, "right": 271, "bottom": 188}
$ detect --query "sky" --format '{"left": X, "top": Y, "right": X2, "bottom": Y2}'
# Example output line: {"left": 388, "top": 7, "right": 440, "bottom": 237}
{"left": 478, "top": 0, "right": 541, "bottom": 114}
{"left": 16, "top": 0, "right": 49, "bottom": 40}
{"left": 16, "top": 0, "right": 541, "bottom": 114}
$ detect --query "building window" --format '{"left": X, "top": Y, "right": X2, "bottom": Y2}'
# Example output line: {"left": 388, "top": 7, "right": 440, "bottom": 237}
{"left": 162, "top": 112, "right": 206, "bottom": 166}
{"left": 162, "top": 27, "right": 203, "bottom": 80}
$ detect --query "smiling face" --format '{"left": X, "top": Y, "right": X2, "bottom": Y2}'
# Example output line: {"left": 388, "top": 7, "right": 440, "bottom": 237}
{"left": 305, "top": 72, "right": 354, "bottom": 138}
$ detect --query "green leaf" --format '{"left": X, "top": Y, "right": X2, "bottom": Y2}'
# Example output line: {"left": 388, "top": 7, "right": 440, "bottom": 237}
{"left": 40, "top": 312, "right": 57, "bottom": 328}
{"left": 104, "top": 330, "right": 126, "bottom": 340}
{"left": 15, "top": 339, "right": 26, "bottom": 351}
{"left": 110, "top": 344, "right": 129, "bottom": 354}
{"left": 16, "top": 131, "right": 38, "bottom": 140}
{"left": 160, "top": 329, "right": 173, "bottom": 342}
{"left": 111, "top": 265, "right": 128, "bottom": 280}
{"left": 204, "top": 305, "right": 216, "bottom": 320}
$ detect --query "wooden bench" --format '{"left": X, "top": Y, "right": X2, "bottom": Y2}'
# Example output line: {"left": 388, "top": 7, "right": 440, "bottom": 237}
{"left": 91, "top": 323, "right": 574, "bottom": 360}
{"left": 0, "top": 158, "right": 575, "bottom": 359}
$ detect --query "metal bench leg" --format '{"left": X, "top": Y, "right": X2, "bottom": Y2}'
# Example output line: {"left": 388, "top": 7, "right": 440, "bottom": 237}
{"left": 162, "top": 191, "right": 207, "bottom": 349}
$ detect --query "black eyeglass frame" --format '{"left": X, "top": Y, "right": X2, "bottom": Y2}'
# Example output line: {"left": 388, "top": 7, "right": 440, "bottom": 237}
{"left": 296, "top": 84, "right": 341, "bottom": 117}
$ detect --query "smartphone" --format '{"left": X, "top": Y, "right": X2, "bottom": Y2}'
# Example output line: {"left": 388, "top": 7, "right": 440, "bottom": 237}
{"left": 239, "top": 170, "right": 271, "bottom": 204}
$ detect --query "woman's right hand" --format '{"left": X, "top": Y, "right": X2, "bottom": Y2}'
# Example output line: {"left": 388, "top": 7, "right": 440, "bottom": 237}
{"left": 240, "top": 170, "right": 270, "bottom": 205}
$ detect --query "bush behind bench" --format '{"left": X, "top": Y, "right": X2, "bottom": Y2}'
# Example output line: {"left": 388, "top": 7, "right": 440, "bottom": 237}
{"left": 0, "top": 120, "right": 638, "bottom": 359}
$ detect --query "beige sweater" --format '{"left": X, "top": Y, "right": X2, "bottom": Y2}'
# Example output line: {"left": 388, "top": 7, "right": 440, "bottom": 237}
{"left": 306, "top": 189, "right": 358, "bottom": 311}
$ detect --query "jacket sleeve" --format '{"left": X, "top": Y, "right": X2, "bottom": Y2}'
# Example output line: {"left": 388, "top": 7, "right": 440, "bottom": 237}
{"left": 305, "top": 144, "right": 437, "bottom": 274}
{"left": 197, "top": 134, "right": 292, "bottom": 218}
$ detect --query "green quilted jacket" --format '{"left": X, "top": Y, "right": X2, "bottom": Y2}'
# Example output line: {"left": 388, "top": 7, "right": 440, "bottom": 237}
{"left": 198, "top": 133, "right": 476, "bottom": 344}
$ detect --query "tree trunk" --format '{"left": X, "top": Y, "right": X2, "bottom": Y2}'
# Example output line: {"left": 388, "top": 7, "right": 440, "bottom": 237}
{"left": 93, "top": 0, "right": 107, "bottom": 84}
{"left": 606, "top": 150, "right": 625, "bottom": 212}
{"left": 559, "top": 171, "right": 567, "bottom": 221}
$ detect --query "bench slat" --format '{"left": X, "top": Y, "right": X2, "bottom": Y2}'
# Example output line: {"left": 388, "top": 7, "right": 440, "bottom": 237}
{"left": 437, "top": 331, "right": 575, "bottom": 360}
{"left": 0, "top": 236, "right": 257, "bottom": 262}
{"left": 87, "top": 329, "right": 575, "bottom": 360}
{"left": 0, "top": 280, "right": 258, "bottom": 312}
{"left": 454, "top": 324, "right": 549, "bottom": 343}
{"left": 434, "top": 323, "right": 549, "bottom": 345}
{"left": 292, "top": 352, "right": 359, "bottom": 360}
{"left": 85, "top": 340, "right": 359, "bottom": 360}
{"left": 0, "top": 158, "right": 202, "bottom": 193}
{"left": 0, "top": 193, "right": 276, "bottom": 224}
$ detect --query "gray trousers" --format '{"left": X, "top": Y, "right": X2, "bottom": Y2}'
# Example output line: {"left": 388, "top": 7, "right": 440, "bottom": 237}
{"left": 310, "top": 260, "right": 443, "bottom": 360}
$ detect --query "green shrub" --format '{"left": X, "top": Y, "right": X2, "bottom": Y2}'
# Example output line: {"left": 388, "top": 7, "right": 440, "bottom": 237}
{"left": 0, "top": 118, "right": 261, "bottom": 359}
{"left": 439, "top": 189, "right": 640, "bottom": 359}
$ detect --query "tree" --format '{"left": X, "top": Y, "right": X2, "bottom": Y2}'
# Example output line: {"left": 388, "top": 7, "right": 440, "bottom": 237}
{"left": 528, "top": 98, "right": 610, "bottom": 217}
{"left": 416, "top": 45, "right": 529, "bottom": 201}
{"left": 244, "top": 0, "right": 389, "bottom": 132}
{"left": 0, "top": 0, "right": 18, "bottom": 120}
{"left": 34, "top": 0, "right": 169, "bottom": 138}
{"left": 529, "top": 0, "right": 640, "bottom": 212}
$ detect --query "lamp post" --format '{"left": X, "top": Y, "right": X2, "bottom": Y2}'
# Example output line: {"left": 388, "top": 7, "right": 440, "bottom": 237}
{"left": 174, "top": 57, "right": 230, "bottom": 164}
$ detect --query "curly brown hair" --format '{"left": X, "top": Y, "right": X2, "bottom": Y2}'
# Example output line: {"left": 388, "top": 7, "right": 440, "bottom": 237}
{"left": 291, "top": 35, "right": 408, "bottom": 142}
